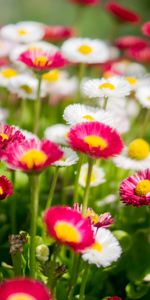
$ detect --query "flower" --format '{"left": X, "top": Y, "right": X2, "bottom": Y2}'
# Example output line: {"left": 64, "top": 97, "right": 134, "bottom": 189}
{"left": 0, "top": 39, "right": 13, "bottom": 57}
{"left": 113, "top": 139, "right": 150, "bottom": 171}
{"left": 115, "top": 36, "right": 148, "bottom": 50}
{"left": 0, "top": 125, "right": 25, "bottom": 157}
{"left": 0, "top": 108, "right": 8, "bottom": 124}
{"left": 44, "top": 25, "right": 75, "bottom": 42}
{"left": 0, "top": 21, "right": 44, "bottom": 43}
{"left": 82, "top": 228, "right": 122, "bottom": 267}
{"left": 136, "top": 86, "right": 150, "bottom": 108}
{"left": 142, "top": 21, "right": 150, "bottom": 37}
{"left": 106, "top": 1, "right": 140, "bottom": 24}
{"left": 8, "top": 74, "right": 48, "bottom": 100}
{"left": 44, "top": 206, "right": 95, "bottom": 251}
{"left": 63, "top": 104, "right": 99, "bottom": 125}
{"left": 107, "top": 297, "right": 122, "bottom": 300}
{"left": 103, "top": 59, "right": 146, "bottom": 77}
{"left": 120, "top": 169, "right": 150, "bottom": 206}
{"left": 68, "top": 122, "right": 124, "bottom": 159}
{"left": 70, "top": 0, "right": 99, "bottom": 6}
{"left": 4, "top": 138, "right": 63, "bottom": 173}
{"left": 0, "top": 67, "right": 18, "bottom": 88}
{"left": 0, "top": 176, "right": 13, "bottom": 200}
{"left": 18, "top": 48, "right": 66, "bottom": 72}
{"left": 61, "top": 38, "right": 109, "bottom": 64}
{"left": 53, "top": 147, "right": 79, "bottom": 167}
{"left": 79, "top": 163, "right": 105, "bottom": 187}
{"left": 127, "top": 47, "right": 150, "bottom": 63}
{"left": 82, "top": 77, "right": 131, "bottom": 99}
{"left": 36, "top": 244, "right": 49, "bottom": 262}
{"left": 44, "top": 124, "right": 69, "bottom": 145}
{"left": 0, "top": 278, "right": 52, "bottom": 300}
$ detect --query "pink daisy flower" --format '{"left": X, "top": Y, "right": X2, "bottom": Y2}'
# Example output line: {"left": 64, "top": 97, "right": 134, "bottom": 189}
{"left": 120, "top": 169, "right": 150, "bottom": 207}
{"left": 0, "top": 278, "right": 52, "bottom": 300}
{"left": 115, "top": 36, "right": 148, "bottom": 50}
{"left": 4, "top": 138, "right": 63, "bottom": 173}
{"left": 67, "top": 122, "right": 123, "bottom": 159}
{"left": 0, "top": 175, "right": 13, "bottom": 200}
{"left": 106, "top": 1, "right": 140, "bottom": 24}
{"left": 18, "top": 48, "right": 67, "bottom": 72}
{"left": 44, "top": 25, "right": 75, "bottom": 42}
{"left": 44, "top": 206, "right": 95, "bottom": 252}
{"left": 142, "top": 21, "right": 150, "bottom": 37}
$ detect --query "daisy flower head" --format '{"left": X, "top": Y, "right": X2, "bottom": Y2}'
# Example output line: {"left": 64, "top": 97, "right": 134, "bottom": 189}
{"left": 0, "top": 39, "right": 13, "bottom": 57}
{"left": 127, "top": 46, "right": 150, "bottom": 64}
{"left": 4, "top": 138, "right": 63, "bottom": 173}
{"left": 120, "top": 169, "right": 150, "bottom": 206}
{"left": 115, "top": 36, "right": 148, "bottom": 50}
{"left": 0, "top": 67, "right": 18, "bottom": 88}
{"left": 0, "top": 124, "right": 25, "bottom": 157}
{"left": 82, "top": 76, "right": 131, "bottom": 99}
{"left": 107, "top": 60, "right": 146, "bottom": 77}
{"left": 68, "top": 121, "right": 124, "bottom": 159}
{"left": 53, "top": 147, "right": 79, "bottom": 167}
{"left": 0, "top": 176, "right": 13, "bottom": 200}
{"left": 106, "top": 1, "right": 140, "bottom": 24}
{"left": 0, "top": 21, "right": 44, "bottom": 43}
{"left": 87, "top": 209, "right": 113, "bottom": 228}
{"left": 79, "top": 163, "right": 105, "bottom": 187}
{"left": 0, "top": 277, "right": 52, "bottom": 300}
{"left": 82, "top": 228, "right": 122, "bottom": 267}
{"left": 142, "top": 21, "right": 150, "bottom": 37}
{"left": 36, "top": 244, "right": 49, "bottom": 262}
{"left": 44, "top": 25, "right": 75, "bottom": 42}
{"left": 44, "top": 206, "right": 95, "bottom": 252}
{"left": 113, "top": 139, "right": 150, "bottom": 171}
{"left": 136, "top": 86, "right": 150, "bottom": 108}
{"left": 44, "top": 124, "right": 69, "bottom": 145}
{"left": 61, "top": 38, "right": 109, "bottom": 64}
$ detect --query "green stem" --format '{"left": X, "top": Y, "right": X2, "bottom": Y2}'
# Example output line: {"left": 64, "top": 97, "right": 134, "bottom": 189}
{"left": 48, "top": 244, "right": 59, "bottom": 290}
{"left": 67, "top": 254, "right": 81, "bottom": 300}
{"left": 11, "top": 170, "right": 16, "bottom": 234}
{"left": 29, "top": 174, "right": 40, "bottom": 278}
{"left": 140, "top": 109, "right": 150, "bottom": 138}
{"left": 73, "top": 155, "right": 83, "bottom": 204}
{"left": 11, "top": 252, "right": 22, "bottom": 276}
{"left": 46, "top": 167, "right": 59, "bottom": 209}
{"left": 82, "top": 158, "right": 94, "bottom": 215}
{"left": 33, "top": 75, "right": 42, "bottom": 135}
{"left": 103, "top": 96, "right": 108, "bottom": 110}
{"left": 79, "top": 264, "right": 89, "bottom": 300}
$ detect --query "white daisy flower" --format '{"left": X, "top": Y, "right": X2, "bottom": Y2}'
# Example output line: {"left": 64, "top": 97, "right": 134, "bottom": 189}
{"left": 0, "top": 22, "right": 44, "bottom": 44}
{"left": 0, "top": 108, "right": 8, "bottom": 123}
{"left": 113, "top": 139, "right": 150, "bottom": 170}
{"left": 108, "top": 45, "right": 120, "bottom": 60}
{"left": 112, "top": 60, "right": 146, "bottom": 77}
{"left": 44, "top": 124, "right": 69, "bottom": 145}
{"left": 61, "top": 38, "right": 109, "bottom": 64}
{"left": 136, "top": 86, "right": 150, "bottom": 108}
{"left": 79, "top": 163, "right": 105, "bottom": 188}
{"left": 82, "top": 76, "right": 131, "bottom": 99}
{"left": 0, "top": 67, "right": 18, "bottom": 88}
{"left": 36, "top": 244, "right": 49, "bottom": 263}
{"left": 53, "top": 147, "right": 79, "bottom": 167}
{"left": 0, "top": 39, "right": 14, "bottom": 57}
{"left": 63, "top": 104, "right": 99, "bottom": 125}
{"left": 8, "top": 74, "right": 48, "bottom": 99}
{"left": 82, "top": 228, "right": 122, "bottom": 267}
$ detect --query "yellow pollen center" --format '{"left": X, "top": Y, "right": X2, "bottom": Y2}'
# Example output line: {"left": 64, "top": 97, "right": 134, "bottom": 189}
{"left": 82, "top": 115, "right": 95, "bottom": 121}
{"left": 135, "top": 179, "right": 150, "bottom": 196}
{"left": 83, "top": 171, "right": 96, "bottom": 184}
{"left": 92, "top": 241, "right": 103, "bottom": 252}
{"left": 54, "top": 221, "right": 80, "bottom": 243}
{"left": 43, "top": 69, "right": 60, "bottom": 82}
{"left": 7, "top": 293, "right": 36, "bottom": 300}
{"left": 128, "top": 139, "right": 150, "bottom": 160}
{"left": 1, "top": 68, "right": 17, "bottom": 79}
{"left": 147, "top": 96, "right": 150, "bottom": 101}
{"left": 84, "top": 135, "right": 107, "bottom": 149}
{"left": 99, "top": 83, "right": 115, "bottom": 90}
{"left": 17, "top": 29, "right": 28, "bottom": 36}
{"left": 126, "top": 77, "right": 137, "bottom": 85}
{"left": 34, "top": 56, "right": 48, "bottom": 67}
{"left": 20, "top": 85, "right": 33, "bottom": 94}
{"left": 20, "top": 149, "right": 47, "bottom": 169}
{"left": 0, "top": 186, "right": 3, "bottom": 195}
{"left": 86, "top": 210, "right": 99, "bottom": 224}
{"left": 0, "top": 133, "right": 9, "bottom": 141}
{"left": 78, "top": 44, "right": 93, "bottom": 55}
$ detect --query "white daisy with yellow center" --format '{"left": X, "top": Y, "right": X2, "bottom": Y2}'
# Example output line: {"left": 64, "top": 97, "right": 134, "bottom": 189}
{"left": 44, "top": 124, "right": 69, "bottom": 145}
{"left": 36, "top": 244, "right": 49, "bottom": 262}
{"left": 136, "top": 86, "right": 150, "bottom": 108}
{"left": 0, "top": 67, "right": 18, "bottom": 88}
{"left": 61, "top": 38, "right": 109, "bottom": 64}
{"left": 79, "top": 163, "right": 105, "bottom": 187}
{"left": 82, "top": 228, "right": 122, "bottom": 267}
{"left": 53, "top": 147, "right": 79, "bottom": 167}
{"left": 112, "top": 60, "right": 146, "bottom": 77}
{"left": 113, "top": 139, "right": 150, "bottom": 170}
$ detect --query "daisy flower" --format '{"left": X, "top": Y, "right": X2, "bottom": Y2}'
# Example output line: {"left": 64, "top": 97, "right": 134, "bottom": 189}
{"left": 0, "top": 21, "right": 44, "bottom": 43}
{"left": 36, "top": 244, "right": 49, "bottom": 262}
{"left": 113, "top": 139, "right": 150, "bottom": 171}
{"left": 106, "top": 1, "right": 140, "bottom": 24}
{"left": 82, "top": 77, "right": 131, "bottom": 99}
{"left": 4, "top": 138, "right": 63, "bottom": 173}
{"left": 0, "top": 67, "right": 18, "bottom": 88}
{"left": 108, "top": 60, "right": 146, "bottom": 77}
{"left": 8, "top": 74, "right": 48, "bottom": 100}
{"left": 127, "top": 46, "right": 150, "bottom": 64}
{"left": 136, "top": 86, "right": 150, "bottom": 108}
{"left": 0, "top": 108, "right": 8, "bottom": 124}
{"left": 82, "top": 228, "right": 122, "bottom": 267}
{"left": 0, "top": 278, "right": 52, "bottom": 300}
{"left": 44, "top": 124, "right": 69, "bottom": 145}
{"left": 61, "top": 38, "right": 109, "bottom": 64}
{"left": 44, "top": 25, "right": 75, "bottom": 42}
{"left": 0, "top": 39, "right": 13, "bottom": 57}
{"left": 120, "top": 169, "right": 150, "bottom": 206}
{"left": 79, "top": 163, "right": 105, "bottom": 187}
{"left": 115, "top": 36, "right": 148, "bottom": 50}
{"left": 44, "top": 206, "right": 95, "bottom": 252}
{"left": 0, "top": 124, "right": 25, "bottom": 157}
{"left": 0, "top": 176, "right": 13, "bottom": 200}
{"left": 53, "top": 147, "right": 79, "bottom": 167}
{"left": 68, "top": 121, "right": 124, "bottom": 159}
{"left": 142, "top": 21, "right": 150, "bottom": 37}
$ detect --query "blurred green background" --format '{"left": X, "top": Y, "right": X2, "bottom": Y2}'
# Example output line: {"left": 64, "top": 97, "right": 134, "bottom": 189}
{"left": 0, "top": 0, "right": 150, "bottom": 39}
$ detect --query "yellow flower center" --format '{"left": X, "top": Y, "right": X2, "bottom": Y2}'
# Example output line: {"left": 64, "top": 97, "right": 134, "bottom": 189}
{"left": 147, "top": 96, "right": 150, "bottom": 101}
{"left": 82, "top": 115, "right": 95, "bottom": 121}
{"left": 7, "top": 293, "right": 36, "bottom": 300}
{"left": 54, "top": 221, "right": 80, "bottom": 243}
{"left": 128, "top": 139, "right": 150, "bottom": 160}
{"left": 17, "top": 29, "right": 28, "bottom": 36}
{"left": 1, "top": 68, "right": 17, "bottom": 79}
{"left": 135, "top": 179, "right": 150, "bottom": 196}
{"left": 126, "top": 77, "right": 137, "bottom": 85}
{"left": 83, "top": 170, "right": 96, "bottom": 185}
{"left": 78, "top": 45, "right": 93, "bottom": 55}
{"left": 84, "top": 135, "right": 107, "bottom": 149}
{"left": 86, "top": 209, "right": 99, "bottom": 224}
{"left": 92, "top": 241, "right": 103, "bottom": 252}
{"left": 0, "top": 133, "right": 9, "bottom": 141}
{"left": 20, "top": 149, "right": 47, "bottom": 169}
{"left": 99, "top": 82, "right": 115, "bottom": 90}
{"left": 20, "top": 85, "right": 33, "bottom": 94}
{"left": 43, "top": 69, "right": 60, "bottom": 82}
{"left": 0, "top": 186, "right": 3, "bottom": 195}
{"left": 34, "top": 56, "right": 48, "bottom": 67}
